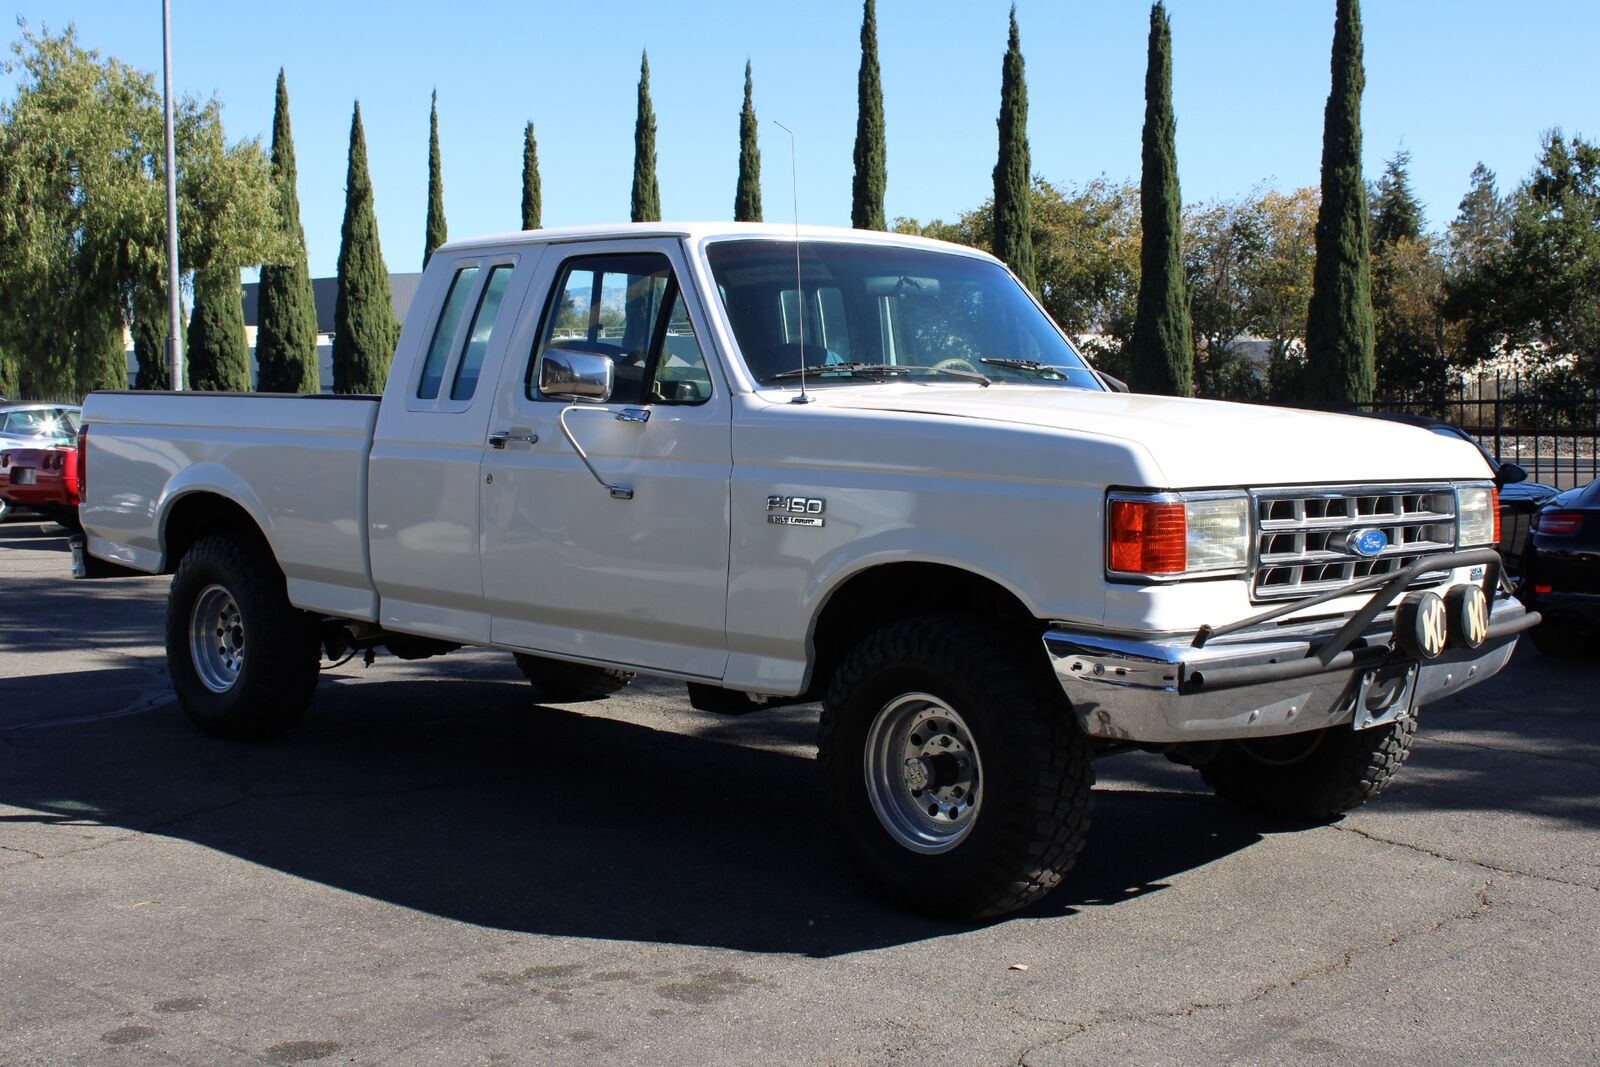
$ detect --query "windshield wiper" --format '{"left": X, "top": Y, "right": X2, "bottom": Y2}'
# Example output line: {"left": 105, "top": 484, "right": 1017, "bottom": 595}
{"left": 766, "top": 362, "right": 990, "bottom": 386}
{"left": 979, "top": 357, "right": 1073, "bottom": 380}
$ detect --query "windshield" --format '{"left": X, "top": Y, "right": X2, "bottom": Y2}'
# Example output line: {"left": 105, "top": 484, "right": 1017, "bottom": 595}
{"left": 704, "top": 240, "right": 1102, "bottom": 390}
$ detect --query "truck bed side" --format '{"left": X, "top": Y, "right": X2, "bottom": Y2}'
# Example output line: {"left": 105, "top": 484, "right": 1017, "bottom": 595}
{"left": 79, "top": 392, "right": 381, "bottom": 621}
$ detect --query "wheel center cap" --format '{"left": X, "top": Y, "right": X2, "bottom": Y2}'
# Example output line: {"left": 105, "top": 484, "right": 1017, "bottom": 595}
{"left": 903, "top": 757, "right": 931, "bottom": 792}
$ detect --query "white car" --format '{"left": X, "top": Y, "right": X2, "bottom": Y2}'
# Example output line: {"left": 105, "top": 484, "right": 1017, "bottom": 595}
{"left": 76, "top": 223, "right": 1532, "bottom": 918}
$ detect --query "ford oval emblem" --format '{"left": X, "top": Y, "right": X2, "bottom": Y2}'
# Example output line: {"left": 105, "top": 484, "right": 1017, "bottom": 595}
{"left": 1347, "top": 528, "right": 1389, "bottom": 557}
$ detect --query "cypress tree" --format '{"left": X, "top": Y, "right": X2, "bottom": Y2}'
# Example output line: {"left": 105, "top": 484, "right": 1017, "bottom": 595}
{"left": 1129, "top": 2, "right": 1194, "bottom": 396}
{"left": 851, "top": 0, "right": 886, "bottom": 230}
{"left": 423, "top": 89, "right": 447, "bottom": 268}
{"left": 76, "top": 306, "right": 129, "bottom": 393}
{"left": 631, "top": 51, "right": 661, "bottom": 223}
{"left": 332, "top": 102, "right": 398, "bottom": 395}
{"left": 132, "top": 278, "right": 183, "bottom": 390}
{"left": 734, "top": 61, "right": 763, "bottom": 223}
{"left": 992, "top": 6, "right": 1037, "bottom": 291}
{"left": 521, "top": 121, "right": 542, "bottom": 230}
{"left": 256, "top": 69, "right": 320, "bottom": 393}
{"left": 1304, "top": 0, "right": 1375, "bottom": 408}
{"left": 187, "top": 267, "right": 251, "bottom": 392}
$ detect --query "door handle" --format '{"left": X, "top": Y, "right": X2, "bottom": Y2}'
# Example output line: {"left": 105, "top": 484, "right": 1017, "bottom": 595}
{"left": 488, "top": 430, "right": 539, "bottom": 449}
{"left": 615, "top": 407, "right": 650, "bottom": 423}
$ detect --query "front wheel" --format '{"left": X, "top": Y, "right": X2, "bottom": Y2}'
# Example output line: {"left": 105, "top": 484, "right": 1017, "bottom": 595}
{"left": 819, "top": 615, "right": 1094, "bottom": 919}
{"left": 1197, "top": 716, "right": 1418, "bottom": 820}
{"left": 165, "top": 532, "right": 321, "bottom": 740}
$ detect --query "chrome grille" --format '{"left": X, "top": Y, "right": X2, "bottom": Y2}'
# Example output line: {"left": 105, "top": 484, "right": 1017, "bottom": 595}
{"left": 1252, "top": 485, "right": 1457, "bottom": 601}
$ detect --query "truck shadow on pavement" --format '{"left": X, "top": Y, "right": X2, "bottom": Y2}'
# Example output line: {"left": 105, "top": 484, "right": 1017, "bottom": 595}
{"left": 0, "top": 672, "right": 1276, "bottom": 956}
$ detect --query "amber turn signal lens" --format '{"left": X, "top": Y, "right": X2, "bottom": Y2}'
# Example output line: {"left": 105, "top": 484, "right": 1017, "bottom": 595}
{"left": 1108, "top": 499, "right": 1186, "bottom": 575}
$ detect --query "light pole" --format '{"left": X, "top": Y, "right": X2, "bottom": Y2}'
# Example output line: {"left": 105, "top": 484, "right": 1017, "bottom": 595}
{"left": 161, "top": 0, "right": 183, "bottom": 390}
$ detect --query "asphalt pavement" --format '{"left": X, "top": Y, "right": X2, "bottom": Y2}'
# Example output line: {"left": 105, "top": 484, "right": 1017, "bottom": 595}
{"left": 2, "top": 519, "right": 1597, "bottom": 1065}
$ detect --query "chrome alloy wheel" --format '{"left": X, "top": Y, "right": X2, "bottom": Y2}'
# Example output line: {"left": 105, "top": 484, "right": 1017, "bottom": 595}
{"left": 190, "top": 584, "right": 245, "bottom": 693}
{"left": 863, "top": 693, "right": 984, "bottom": 854}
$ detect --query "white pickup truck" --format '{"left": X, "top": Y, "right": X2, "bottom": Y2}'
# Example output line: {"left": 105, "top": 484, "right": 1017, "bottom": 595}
{"left": 77, "top": 222, "right": 1535, "bottom": 919}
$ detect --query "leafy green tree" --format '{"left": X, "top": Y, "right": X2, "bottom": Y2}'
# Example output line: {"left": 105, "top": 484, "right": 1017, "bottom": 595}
{"left": 1372, "top": 234, "right": 1452, "bottom": 404}
{"left": 255, "top": 69, "right": 319, "bottom": 393}
{"left": 521, "top": 121, "right": 542, "bottom": 230}
{"left": 424, "top": 89, "right": 446, "bottom": 268}
{"left": 1485, "top": 133, "right": 1600, "bottom": 380}
{"left": 1370, "top": 148, "right": 1423, "bottom": 253}
{"left": 1185, "top": 194, "right": 1267, "bottom": 399}
{"left": 1367, "top": 149, "right": 1450, "bottom": 401}
{"left": 631, "top": 51, "right": 660, "bottom": 223}
{"left": 332, "top": 102, "right": 397, "bottom": 394}
{"left": 0, "top": 26, "right": 278, "bottom": 399}
{"left": 186, "top": 266, "right": 251, "bottom": 391}
{"left": 1250, "top": 188, "right": 1321, "bottom": 401}
{"left": 1129, "top": 2, "right": 1193, "bottom": 396}
{"left": 0, "top": 344, "right": 18, "bottom": 397}
{"left": 992, "top": 6, "right": 1037, "bottom": 292}
{"left": 1304, "top": 0, "right": 1375, "bottom": 407}
{"left": 77, "top": 307, "right": 130, "bottom": 393}
{"left": 851, "top": 0, "right": 886, "bottom": 230}
{"left": 1442, "top": 163, "right": 1510, "bottom": 366}
{"left": 735, "top": 61, "right": 762, "bottom": 223}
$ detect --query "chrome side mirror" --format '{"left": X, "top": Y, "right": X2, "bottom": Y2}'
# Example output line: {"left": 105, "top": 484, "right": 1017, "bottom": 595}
{"left": 537, "top": 348, "right": 614, "bottom": 403}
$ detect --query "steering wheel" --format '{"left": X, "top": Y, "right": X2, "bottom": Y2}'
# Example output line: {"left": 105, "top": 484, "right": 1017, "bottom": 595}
{"left": 931, "top": 357, "right": 980, "bottom": 374}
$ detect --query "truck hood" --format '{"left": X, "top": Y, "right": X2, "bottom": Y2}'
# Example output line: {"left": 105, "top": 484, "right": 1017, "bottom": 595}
{"left": 799, "top": 384, "right": 1494, "bottom": 488}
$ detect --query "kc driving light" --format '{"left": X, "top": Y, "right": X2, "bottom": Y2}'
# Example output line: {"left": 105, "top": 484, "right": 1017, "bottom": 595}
{"left": 1107, "top": 492, "right": 1250, "bottom": 578}
{"left": 1456, "top": 485, "right": 1498, "bottom": 547}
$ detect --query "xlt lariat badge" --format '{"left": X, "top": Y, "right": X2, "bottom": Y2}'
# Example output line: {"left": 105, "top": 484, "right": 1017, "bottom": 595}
{"left": 768, "top": 495, "right": 825, "bottom": 527}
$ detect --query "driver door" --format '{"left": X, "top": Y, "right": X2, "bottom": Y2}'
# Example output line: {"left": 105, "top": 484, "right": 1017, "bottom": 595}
{"left": 478, "top": 240, "right": 732, "bottom": 679}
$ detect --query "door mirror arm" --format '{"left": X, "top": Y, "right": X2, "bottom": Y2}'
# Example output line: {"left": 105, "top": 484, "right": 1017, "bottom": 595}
{"left": 557, "top": 406, "right": 638, "bottom": 501}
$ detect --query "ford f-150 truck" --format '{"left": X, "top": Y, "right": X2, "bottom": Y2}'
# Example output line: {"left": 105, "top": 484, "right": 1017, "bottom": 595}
{"left": 76, "top": 222, "right": 1536, "bottom": 919}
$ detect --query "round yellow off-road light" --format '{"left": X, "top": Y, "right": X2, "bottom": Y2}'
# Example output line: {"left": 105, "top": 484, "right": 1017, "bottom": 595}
{"left": 1395, "top": 591, "right": 1449, "bottom": 660}
{"left": 1445, "top": 584, "right": 1490, "bottom": 650}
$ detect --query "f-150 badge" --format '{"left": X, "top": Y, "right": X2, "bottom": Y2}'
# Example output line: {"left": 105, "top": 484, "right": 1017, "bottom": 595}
{"left": 768, "top": 495, "right": 825, "bottom": 527}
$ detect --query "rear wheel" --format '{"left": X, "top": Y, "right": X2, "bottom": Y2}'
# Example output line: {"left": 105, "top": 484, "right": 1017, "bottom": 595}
{"left": 1197, "top": 716, "right": 1418, "bottom": 820}
{"left": 513, "top": 653, "right": 635, "bottom": 703}
{"left": 166, "top": 532, "right": 321, "bottom": 740}
{"left": 819, "top": 614, "right": 1093, "bottom": 919}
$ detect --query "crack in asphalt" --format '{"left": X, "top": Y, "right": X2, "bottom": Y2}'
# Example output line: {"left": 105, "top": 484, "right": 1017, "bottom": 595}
{"left": 0, "top": 831, "right": 141, "bottom": 869}
{"left": 1013, "top": 879, "right": 1496, "bottom": 1065}
{"left": 1423, "top": 733, "right": 1600, "bottom": 770}
{"left": 142, "top": 774, "right": 524, "bottom": 834}
{"left": 1331, "top": 823, "right": 1599, "bottom": 892}
{"left": 0, "top": 843, "right": 48, "bottom": 861}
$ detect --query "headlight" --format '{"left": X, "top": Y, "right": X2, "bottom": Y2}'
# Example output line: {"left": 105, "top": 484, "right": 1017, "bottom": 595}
{"left": 1456, "top": 485, "right": 1498, "bottom": 547}
{"left": 1107, "top": 491, "right": 1250, "bottom": 578}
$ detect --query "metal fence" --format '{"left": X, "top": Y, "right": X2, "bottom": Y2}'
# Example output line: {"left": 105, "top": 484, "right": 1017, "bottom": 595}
{"left": 1365, "top": 373, "right": 1600, "bottom": 491}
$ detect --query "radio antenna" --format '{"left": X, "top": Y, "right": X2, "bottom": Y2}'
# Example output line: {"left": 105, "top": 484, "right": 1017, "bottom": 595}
{"left": 772, "top": 120, "right": 812, "bottom": 404}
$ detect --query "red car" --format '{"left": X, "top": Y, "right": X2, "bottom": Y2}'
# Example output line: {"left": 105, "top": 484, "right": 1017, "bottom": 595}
{"left": 0, "top": 442, "right": 81, "bottom": 528}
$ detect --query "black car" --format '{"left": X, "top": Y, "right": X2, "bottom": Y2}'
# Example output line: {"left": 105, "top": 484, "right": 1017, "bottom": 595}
{"left": 1521, "top": 479, "right": 1600, "bottom": 657}
{"left": 1353, "top": 411, "right": 1560, "bottom": 569}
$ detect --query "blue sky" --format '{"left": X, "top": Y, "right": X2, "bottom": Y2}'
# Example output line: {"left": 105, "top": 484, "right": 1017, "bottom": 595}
{"left": 6, "top": 1, "right": 1597, "bottom": 279}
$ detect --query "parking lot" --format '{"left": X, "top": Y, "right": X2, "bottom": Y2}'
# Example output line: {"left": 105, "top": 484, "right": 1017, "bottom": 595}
{"left": 2, "top": 519, "right": 1597, "bottom": 1065}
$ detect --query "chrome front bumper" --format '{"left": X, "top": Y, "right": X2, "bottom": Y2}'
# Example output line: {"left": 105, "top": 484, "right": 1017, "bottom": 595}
{"left": 1045, "top": 549, "right": 1537, "bottom": 744}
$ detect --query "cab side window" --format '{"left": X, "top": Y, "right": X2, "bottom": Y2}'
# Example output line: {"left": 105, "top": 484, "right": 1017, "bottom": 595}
{"left": 416, "top": 266, "right": 480, "bottom": 400}
{"left": 528, "top": 252, "right": 711, "bottom": 405}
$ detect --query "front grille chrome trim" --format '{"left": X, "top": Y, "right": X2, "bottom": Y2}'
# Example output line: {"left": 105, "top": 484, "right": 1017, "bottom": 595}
{"left": 1250, "top": 484, "right": 1458, "bottom": 602}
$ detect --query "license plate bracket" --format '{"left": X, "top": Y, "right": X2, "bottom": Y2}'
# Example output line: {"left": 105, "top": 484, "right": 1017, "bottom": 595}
{"left": 1351, "top": 662, "right": 1420, "bottom": 731}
